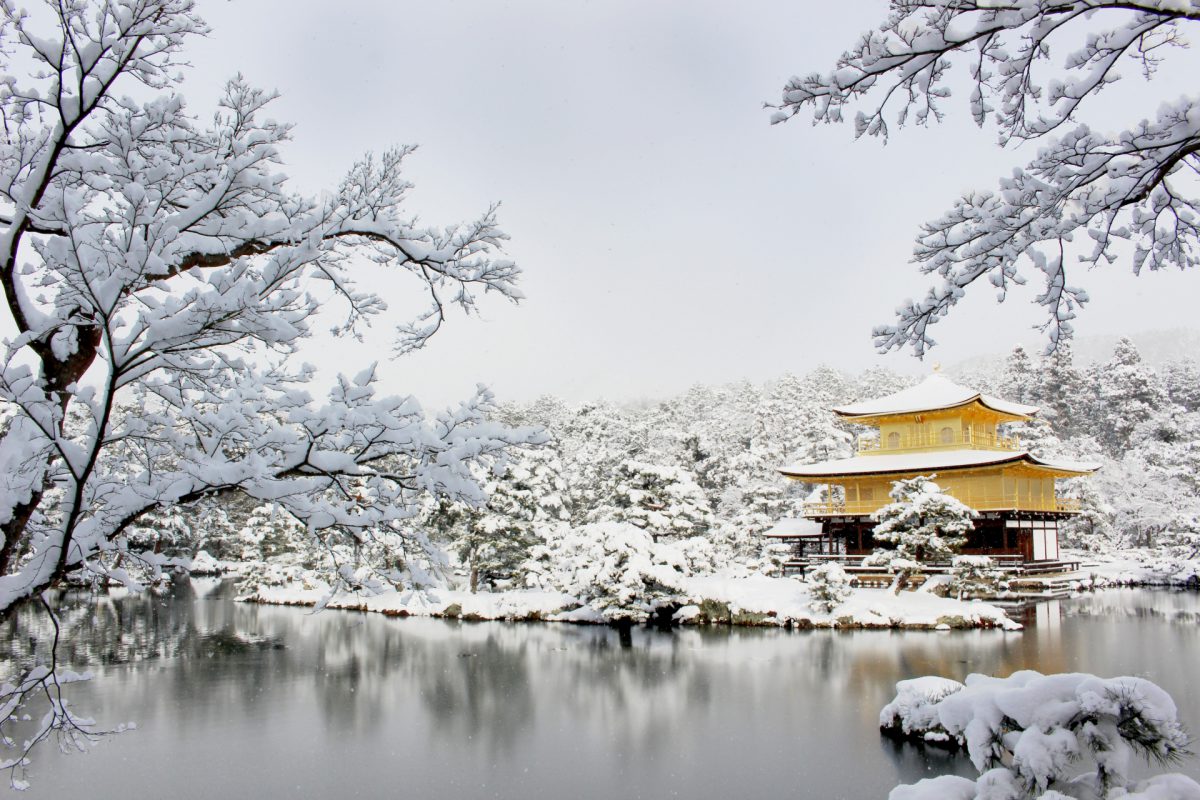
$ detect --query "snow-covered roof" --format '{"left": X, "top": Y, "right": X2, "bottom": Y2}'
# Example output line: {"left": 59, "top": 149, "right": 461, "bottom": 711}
{"left": 779, "top": 449, "right": 1098, "bottom": 480}
{"left": 832, "top": 374, "right": 1038, "bottom": 420}
{"left": 763, "top": 518, "right": 825, "bottom": 538}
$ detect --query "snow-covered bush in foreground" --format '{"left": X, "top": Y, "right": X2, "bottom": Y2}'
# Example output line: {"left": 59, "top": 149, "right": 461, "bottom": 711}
{"left": 806, "top": 562, "right": 852, "bottom": 613}
{"left": 523, "top": 523, "right": 694, "bottom": 624}
{"left": 880, "top": 671, "right": 1199, "bottom": 800}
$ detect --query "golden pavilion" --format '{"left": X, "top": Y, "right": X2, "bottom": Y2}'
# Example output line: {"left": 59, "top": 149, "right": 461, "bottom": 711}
{"left": 778, "top": 374, "right": 1098, "bottom": 563}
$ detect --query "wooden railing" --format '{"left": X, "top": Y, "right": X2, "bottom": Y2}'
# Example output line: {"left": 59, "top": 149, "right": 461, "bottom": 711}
{"left": 803, "top": 496, "right": 1083, "bottom": 517}
{"left": 856, "top": 430, "right": 1020, "bottom": 455}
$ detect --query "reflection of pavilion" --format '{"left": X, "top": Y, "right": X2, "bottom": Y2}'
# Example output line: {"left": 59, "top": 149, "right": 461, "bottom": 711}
{"left": 773, "top": 374, "right": 1097, "bottom": 569}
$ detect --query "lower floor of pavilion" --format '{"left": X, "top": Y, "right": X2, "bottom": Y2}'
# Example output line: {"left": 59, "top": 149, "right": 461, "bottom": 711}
{"left": 774, "top": 511, "right": 1070, "bottom": 564}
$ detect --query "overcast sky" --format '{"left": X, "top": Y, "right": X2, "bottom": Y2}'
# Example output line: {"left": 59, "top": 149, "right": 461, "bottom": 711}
{"left": 179, "top": 1, "right": 1200, "bottom": 407}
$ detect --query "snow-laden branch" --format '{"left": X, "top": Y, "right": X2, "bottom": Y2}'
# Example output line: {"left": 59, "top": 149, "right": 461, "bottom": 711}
{"left": 774, "top": 1, "right": 1200, "bottom": 355}
{"left": 0, "top": 1, "right": 532, "bottom": 780}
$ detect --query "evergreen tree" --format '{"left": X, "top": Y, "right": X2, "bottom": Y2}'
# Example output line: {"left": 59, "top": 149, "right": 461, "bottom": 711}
{"left": 807, "top": 562, "right": 852, "bottom": 613}
{"left": 557, "top": 401, "right": 635, "bottom": 526}
{"left": 852, "top": 367, "right": 916, "bottom": 405}
{"left": 125, "top": 504, "right": 193, "bottom": 558}
{"left": 426, "top": 444, "right": 570, "bottom": 592}
{"left": 1057, "top": 478, "right": 1116, "bottom": 551}
{"left": 1033, "top": 341, "right": 1086, "bottom": 438}
{"left": 238, "top": 504, "right": 313, "bottom": 563}
{"left": 1093, "top": 339, "right": 1166, "bottom": 453}
{"left": 523, "top": 522, "right": 694, "bottom": 626}
{"left": 870, "top": 476, "right": 974, "bottom": 593}
{"left": 595, "top": 460, "right": 714, "bottom": 542}
{"left": 1163, "top": 360, "right": 1200, "bottom": 413}
{"left": 1001, "top": 345, "right": 1037, "bottom": 406}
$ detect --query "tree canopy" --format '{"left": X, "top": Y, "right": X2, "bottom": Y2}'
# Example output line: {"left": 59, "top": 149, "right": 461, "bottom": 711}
{"left": 0, "top": 0, "right": 533, "bottom": 616}
{"left": 0, "top": 0, "right": 533, "bottom": 777}
{"left": 775, "top": 1, "right": 1200, "bottom": 356}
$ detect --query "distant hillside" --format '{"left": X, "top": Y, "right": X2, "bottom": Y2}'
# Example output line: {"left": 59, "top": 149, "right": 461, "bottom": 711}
{"left": 1069, "top": 329, "right": 1200, "bottom": 366}
{"left": 948, "top": 328, "right": 1200, "bottom": 374}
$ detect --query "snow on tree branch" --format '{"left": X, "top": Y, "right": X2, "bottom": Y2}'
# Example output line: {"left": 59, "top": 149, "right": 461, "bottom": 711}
{"left": 0, "top": 1, "right": 532, "bottom": 782}
{"left": 774, "top": 1, "right": 1200, "bottom": 356}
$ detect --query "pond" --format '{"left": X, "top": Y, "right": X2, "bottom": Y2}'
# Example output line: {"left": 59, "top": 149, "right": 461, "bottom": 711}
{"left": 2, "top": 583, "right": 1199, "bottom": 799}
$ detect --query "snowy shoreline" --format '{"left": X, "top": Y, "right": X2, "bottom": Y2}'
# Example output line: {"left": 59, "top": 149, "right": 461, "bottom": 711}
{"left": 1061, "top": 549, "right": 1200, "bottom": 590}
{"left": 240, "top": 573, "right": 1021, "bottom": 631}
{"left": 220, "top": 549, "right": 1199, "bottom": 632}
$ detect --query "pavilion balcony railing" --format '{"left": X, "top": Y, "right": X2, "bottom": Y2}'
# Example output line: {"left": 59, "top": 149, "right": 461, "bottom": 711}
{"left": 856, "top": 430, "right": 1020, "bottom": 455}
{"left": 802, "top": 496, "right": 1083, "bottom": 517}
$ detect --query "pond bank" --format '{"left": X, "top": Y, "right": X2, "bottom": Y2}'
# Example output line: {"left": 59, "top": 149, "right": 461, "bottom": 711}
{"left": 243, "top": 573, "right": 1021, "bottom": 630}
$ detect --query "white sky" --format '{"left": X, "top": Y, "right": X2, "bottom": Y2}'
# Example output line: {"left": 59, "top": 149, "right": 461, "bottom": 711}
{"left": 176, "top": 2, "right": 1200, "bottom": 406}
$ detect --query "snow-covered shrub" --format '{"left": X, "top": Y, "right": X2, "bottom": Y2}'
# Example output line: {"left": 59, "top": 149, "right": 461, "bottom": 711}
{"left": 863, "top": 551, "right": 924, "bottom": 594}
{"left": 759, "top": 540, "right": 793, "bottom": 577}
{"left": 189, "top": 551, "right": 222, "bottom": 576}
{"left": 806, "top": 562, "right": 851, "bottom": 613}
{"left": 947, "top": 555, "right": 1006, "bottom": 600}
{"left": 523, "top": 522, "right": 694, "bottom": 623}
{"left": 880, "top": 670, "right": 1199, "bottom": 799}
{"left": 674, "top": 535, "right": 718, "bottom": 575}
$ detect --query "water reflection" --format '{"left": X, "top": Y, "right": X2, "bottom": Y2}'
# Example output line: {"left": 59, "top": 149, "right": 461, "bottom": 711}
{"left": 1, "top": 584, "right": 1197, "bottom": 799}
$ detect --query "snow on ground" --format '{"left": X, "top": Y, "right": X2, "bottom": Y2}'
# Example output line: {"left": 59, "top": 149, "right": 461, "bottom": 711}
{"left": 682, "top": 574, "right": 1018, "bottom": 629}
{"left": 1063, "top": 549, "right": 1200, "bottom": 589}
{"left": 245, "top": 572, "right": 1021, "bottom": 630}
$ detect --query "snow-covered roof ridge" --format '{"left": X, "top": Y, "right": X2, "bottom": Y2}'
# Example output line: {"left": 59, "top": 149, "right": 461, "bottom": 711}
{"left": 832, "top": 374, "right": 1038, "bottom": 420}
{"left": 763, "top": 518, "right": 825, "bottom": 538}
{"left": 780, "top": 448, "right": 1099, "bottom": 479}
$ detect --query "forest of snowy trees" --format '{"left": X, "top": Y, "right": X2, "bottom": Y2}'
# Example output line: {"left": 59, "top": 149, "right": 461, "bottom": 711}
{"left": 50, "top": 336, "right": 1196, "bottom": 594}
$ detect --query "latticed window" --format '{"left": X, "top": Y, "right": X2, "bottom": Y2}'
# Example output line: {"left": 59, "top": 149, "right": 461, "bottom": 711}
{"left": 887, "top": 432, "right": 900, "bottom": 449}
{"left": 940, "top": 426, "right": 954, "bottom": 444}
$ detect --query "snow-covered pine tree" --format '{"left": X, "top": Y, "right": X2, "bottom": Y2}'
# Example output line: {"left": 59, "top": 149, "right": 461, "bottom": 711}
{"left": 806, "top": 562, "right": 852, "bottom": 613}
{"left": 1008, "top": 416, "right": 1064, "bottom": 461}
{"left": 449, "top": 445, "right": 570, "bottom": 592}
{"left": 1001, "top": 345, "right": 1037, "bottom": 406}
{"left": 556, "top": 401, "right": 635, "bottom": 526}
{"left": 597, "top": 460, "right": 715, "bottom": 543}
{"left": 880, "top": 671, "right": 1199, "bottom": 798}
{"left": 852, "top": 367, "right": 916, "bottom": 407}
{"left": 870, "top": 476, "right": 974, "bottom": 593}
{"left": 1163, "top": 359, "right": 1200, "bottom": 414}
{"left": 1057, "top": 477, "right": 1116, "bottom": 551}
{"left": 948, "top": 556, "right": 1006, "bottom": 601}
{"left": 1033, "top": 341, "right": 1086, "bottom": 438}
{"left": 523, "top": 522, "right": 694, "bottom": 628}
{"left": 124, "top": 504, "right": 193, "bottom": 558}
{"left": 238, "top": 504, "right": 312, "bottom": 564}
{"left": 1093, "top": 339, "right": 1167, "bottom": 454}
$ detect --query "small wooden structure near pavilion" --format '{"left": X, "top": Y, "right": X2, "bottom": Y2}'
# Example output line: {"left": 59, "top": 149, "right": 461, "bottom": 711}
{"left": 775, "top": 373, "right": 1097, "bottom": 573}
